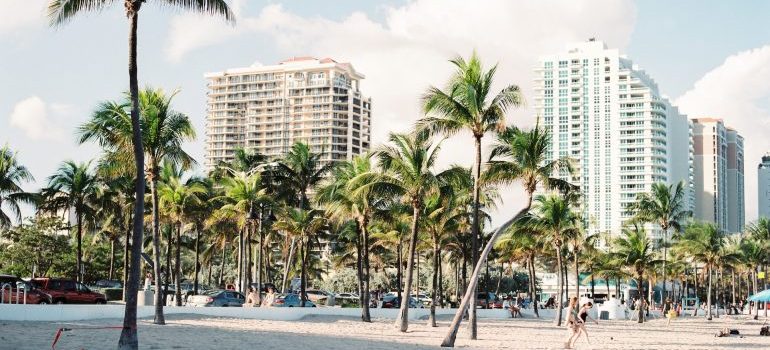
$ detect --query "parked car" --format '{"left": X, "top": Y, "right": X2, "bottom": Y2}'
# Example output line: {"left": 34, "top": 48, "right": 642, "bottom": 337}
{"left": 187, "top": 290, "right": 245, "bottom": 307}
{"left": 178, "top": 281, "right": 212, "bottom": 296}
{"left": 93, "top": 279, "right": 123, "bottom": 289}
{"left": 380, "top": 294, "right": 423, "bottom": 309}
{"left": 272, "top": 293, "right": 316, "bottom": 307}
{"left": 476, "top": 292, "right": 497, "bottom": 309}
{"left": 412, "top": 293, "right": 432, "bottom": 306}
{"left": 30, "top": 278, "right": 106, "bottom": 304}
{"left": 0, "top": 275, "right": 51, "bottom": 304}
{"left": 305, "top": 289, "right": 335, "bottom": 306}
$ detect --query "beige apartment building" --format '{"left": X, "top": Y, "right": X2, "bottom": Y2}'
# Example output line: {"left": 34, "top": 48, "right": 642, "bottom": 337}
{"left": 692, "top": 118, "right": 744, "bottom": 233}
{"left": 204, "top": 57, "right": 371, "bottom": 170}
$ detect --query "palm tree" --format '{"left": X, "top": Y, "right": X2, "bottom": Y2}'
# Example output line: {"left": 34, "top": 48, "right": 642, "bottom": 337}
{"left": 676, "top": 222, "right": 734, "bottom": 320}
{"left": 0, "top": 145, "right": 35, "bottom": 229}
{"left": 610, "top": 225, "right": 660, "bottom": 323}
{"left": 495, "top": 217, "right": 543, "bottom": 318}
{"left": 441, "top": 123, "right": 573, "bottom": 346}
{"left": 419, "top": 52, "right": 523, "bottom": 340}
{"left": 351, "top": 132, "right": 444, "bottom": 332}
{"left": 40, "top": 161, "right": 100, "bottom": 283}
{"left": 79, "top": 87, "right": 196, "bottom": 325}
{"left": 273, "top": 208, "right": 327, "bottom": 306}
{"left": 158, "top": 173, "right": 206, "bottom": 306}
{"left": 48, "top": 2, "right": 232, "bottom": 347}
{"left": 627, "top": 181, "right": 690, "bottom": 303}
{"left": 529, "top": 194, "right": 578, "bottom": 326}
{"left": 317, "top": 153, "right": 392, "bottom": 322}
{"left": 273, "top": 142, "right": 334, "bottom": 292}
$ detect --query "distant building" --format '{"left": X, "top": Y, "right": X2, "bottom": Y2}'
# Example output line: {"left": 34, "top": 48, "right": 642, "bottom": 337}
{"left": 691, "top": 118, "right": 744, "bottom": 233}
{"left": 759, "top": 153, "right": 770, "bottom": 219}
{"left": 204, "top": 57, "right": 372, "bottom": 170}
{"left": 534, "top": 40, "right": 693, "bottom": 240}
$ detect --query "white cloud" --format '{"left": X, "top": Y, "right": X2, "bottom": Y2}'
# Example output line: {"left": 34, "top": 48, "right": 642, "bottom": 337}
{"left": 677, "top": 45, "right": 770, "bottom": 223}
{"left": 165, "top": 0, "right": 637, "bottom": 224}
{"left": 9, "top": 96, "right": 66, "bottom": 141}
{"left": 0, "top": 0, "right": 45, "bottom": 35}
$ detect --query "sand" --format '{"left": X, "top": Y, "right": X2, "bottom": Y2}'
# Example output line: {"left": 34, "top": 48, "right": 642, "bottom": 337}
{"left": 1, "top": 313, "right": 769, "bottom": 350}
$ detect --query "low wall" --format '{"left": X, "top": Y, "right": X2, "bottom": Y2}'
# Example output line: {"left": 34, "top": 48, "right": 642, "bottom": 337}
{"left": 0, "top": 304, "right": 512, "bottom": 322}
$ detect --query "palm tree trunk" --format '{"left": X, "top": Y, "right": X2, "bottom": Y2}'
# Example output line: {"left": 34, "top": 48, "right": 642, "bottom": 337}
{"left": 164, "top": 224, "right": 172, "bottom": 303}
{"left": 661, "top": 227, "right": 668, "bottom": 305}
{"left": 194, "top": 228, "right": 200, "bottom": 295}
{"left": 530, "top": 255, "right": 539, "bottom": 317}
{"left": 441, "top": 201, "right": 532, "bottom": 347}
{"left": 256, "top": 224, "right": 262, "bottom": 305}
{"left": 218, "top": 244, "right": 226, "bottom": 287}
{"left": 396, "top": 202, "right": 421, "bottom": 332}
{"left": 122, "top": 214, "right": 131, "bottom": 301}
{"left": 397, "top": 238, "right": 403, "bottom": 303}
{"left": 149, "top": 176, "right": 165, "bottom": 324}
{"left": 692, "top": 265, "right": 699, "bottom": 316}
{"left": 429, "top": 236, "right": 439, "bottom": 327}
{"left": 361, "top": 221, "right": 371, "bottom": 322}
{"left": 174, "top": 223, "right": 182, "bottom": 306}
{"left": 468, "top": 136, "right": 482, "bottom": 340}
{"left": 554, "top": 244, "right": 564, "bottom": 326}
{"left": 300, "top": 236, "right": 307, "bottom": 307}
{"left": 77, "top": 213, "right": 83, "bottom": 282}
{"left": 707, "top": 267, "right": 713, "bottom": 320}
{"left": 438, "top": 250, "right": 444, "bottom": 308}
{"left": 574, "top": 252, "right": 579, "bottom": 298}
{"left": 637, "top": 276, "right": 644, "bottom": 323}
{"left": 109, "top": 238, "right": 116, "bottom": 281}
{"left": 355, "top": 228, "right": 364, "bottom": 309}
{"left": 494, "top": 261, "right": 503, "bottom": 297}
{"left": 281, "top": 238, "right": 296, "bottom": 293}
{"left": 119, "top": 6, "right": 147, "bottom": 349}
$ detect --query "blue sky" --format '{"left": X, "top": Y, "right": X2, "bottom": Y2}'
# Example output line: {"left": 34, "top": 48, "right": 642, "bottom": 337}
{"left": 2, "top": 0, "right": 769, "bottom": 223}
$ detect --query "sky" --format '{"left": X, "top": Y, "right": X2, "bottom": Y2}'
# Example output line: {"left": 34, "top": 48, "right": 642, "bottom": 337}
{"left": 2, "top": 0, "right": 770, "bottom": 226}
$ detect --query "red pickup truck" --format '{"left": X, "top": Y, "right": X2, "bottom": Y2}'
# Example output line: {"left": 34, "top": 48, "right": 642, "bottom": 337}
{"left": 30, "top": 278, "right": 106, "bottom": 304}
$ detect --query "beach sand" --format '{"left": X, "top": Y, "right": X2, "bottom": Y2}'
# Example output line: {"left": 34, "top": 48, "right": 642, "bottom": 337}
{"left": 1, "top": 313, "right": 769, "bottom": 350}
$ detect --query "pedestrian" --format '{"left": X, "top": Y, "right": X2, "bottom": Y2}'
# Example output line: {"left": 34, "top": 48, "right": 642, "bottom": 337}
{"left": 571, "top": 302, "right": 598, "bottom": 347}
{"left": 245, "top": 286, "right": 259, "bottom": 307}
{"left": 261, "top": 286, "right": 276, "bottom": 307}
{"left": 564, "top": 296, "right": 580, "bottom": 349}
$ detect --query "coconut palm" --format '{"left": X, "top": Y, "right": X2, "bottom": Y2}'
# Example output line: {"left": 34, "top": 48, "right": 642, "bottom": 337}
{"left": 273, "top": 208, "right": 327, "bottom": 306}
{"left": 158, "top": 173, "right": 206, "bottom": 305}
{"left": 350, "top": 132, "right": 445, "bottom": 332}
{"left": 610, "top": 225, "right": 660, "bottom": 323}
{"left": 48, "top": 2, "right": 233, "bottom": 346}
{"left": 528, "top": 194, "right": 579, "bottom": 326}
{"left": 495, "top": 217, "right": 543, "bottom": 318}
{"left": 440, "top": 123, "right": 573, "bottom": 346}
{"left": 418, "top": 52, "right": 523, "bottom": 339}
{"left": 0, "top": 145, "right": 35, "bottom": 229}
{"left": 273, "top": 142, "right": 334, "bottom": 292}
{"left": 676, "top": 222, "right": 735, "bottom": 320}
{"left": 40, "top": 161, "right": 100, "bottom": 283}
{"left": 79, "top": 87, "right": 196, "bottom": 325}
{"left": 627, "top": 181, "right": 691, "bottom": 302}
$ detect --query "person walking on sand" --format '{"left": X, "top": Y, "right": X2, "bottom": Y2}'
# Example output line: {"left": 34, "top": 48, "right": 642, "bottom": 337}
{"left": 570, "top": 302, "right": 599, "bottom": 347}
{"left": 261, "top": 286, "right": 276, "bottom": 307}
{"left": 564, "top": 296, "right": 580, "bottom": 349}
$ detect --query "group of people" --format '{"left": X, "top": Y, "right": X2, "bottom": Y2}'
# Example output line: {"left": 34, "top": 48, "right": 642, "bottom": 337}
{"left": 245, "top": 286, "right": 276, "bottom": 307}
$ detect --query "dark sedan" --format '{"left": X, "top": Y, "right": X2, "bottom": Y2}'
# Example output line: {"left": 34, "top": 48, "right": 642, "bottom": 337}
{"left": 187, "top": 290, "right": 245, "bottom": 307}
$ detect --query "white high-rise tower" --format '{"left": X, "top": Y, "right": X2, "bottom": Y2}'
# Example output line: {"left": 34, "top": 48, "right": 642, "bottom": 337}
{"left": 533, "top": 40, "right": 694, "bottom": 240}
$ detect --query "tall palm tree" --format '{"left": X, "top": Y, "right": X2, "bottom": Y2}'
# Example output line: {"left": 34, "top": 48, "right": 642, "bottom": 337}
{"left": 41, "top": 161, "right": 100, "bottom": 283}
{"left": 317, "top": 153, "right": 392, "bottom": 322}
{"left": 79, "top": 87, "right": 196, "bottom": 325}
{"left": 610, "top": 225, "right": 660, "bottom": 323}
{"left": 273, "top": 208, "right": 327, "bottom": 306}
{"left": 676, "top": 222, "right": 734, "bottom": 320}
{"left": 158, "top": 173, "right": 206, "bottom": 306}
{"left": 419, "top": 52, "right": 523, "bottom": 339}
{"left": 627, "top": 181, "right": 690, "bottom": 303}
{"left": 529, "top": 194, "right": 579, "bottom": 326}
{"left": 273, "top": 142, "right": 334, "bottom": 292}
{"left": 351, "top": 132, "right": 444, "bottom": 332}
{"left": 48, "top": 2, "right": 232, "bottom": 347}
{"left": 441, "top": 123, "right": 572, "bottom": 347}
{"left": 0, "top": 145, "right": 35, "bottom": 229}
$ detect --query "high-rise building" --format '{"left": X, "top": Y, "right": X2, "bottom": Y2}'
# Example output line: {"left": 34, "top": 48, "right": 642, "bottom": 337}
{"left": 204, "top": 57, "right": 372, "bottom": 170}
{"left": 534, "top": 40, "right": 694, "bottom": 240}
{"left": 691, "top": 118, "right": 744, "bottom": 233}
{"left": 759, "top": 153, "right": 770, "bottom": 219}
